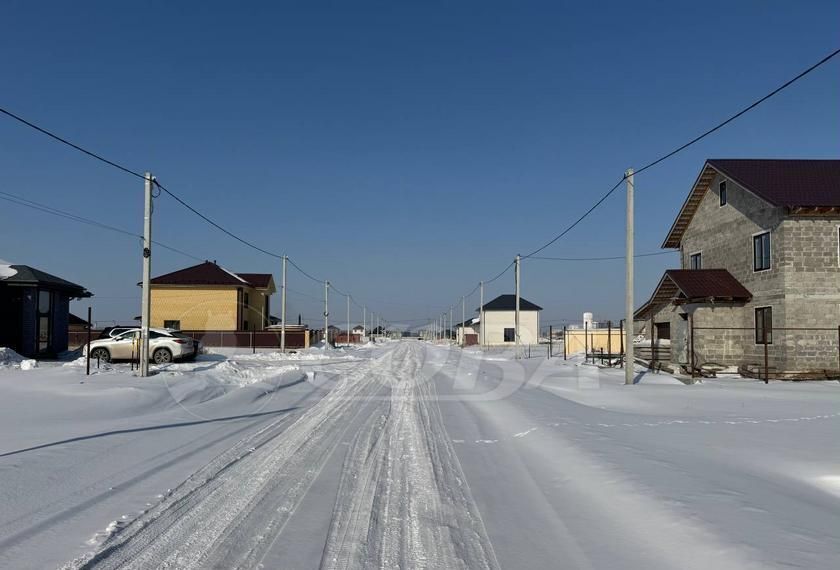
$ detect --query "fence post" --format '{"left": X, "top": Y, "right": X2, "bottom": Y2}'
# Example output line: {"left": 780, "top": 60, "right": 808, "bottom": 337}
{"left": 86, "top": 306, "right": 92, "bottom": 376}
{"left": 251, "top": 330, "right": 256, "bottom": 354}
{"left": 584, "top": 321, "right": 589, "bottom": 364}
{"left": 607, "top": 320, "right": 612, "bottom": 363}
{"left": 689, "top": 313, "right": 696, "bottom": 378}
{"left": 650, "top": 315, "right": 655, "bottom": 365}
{"left": 549, "top": 325, "right": 553, "bottom": 358}
{"left": 836, "top": 325, "right": 840, "bottom": 376}
{"left": 764, "top": 327, "right": 769, "bottom": 384}
{"left": 619, "top": 319, "right": 624, "bottom": 368}
{"left": 563, "top": 326, "right": 567, "bottom": 360}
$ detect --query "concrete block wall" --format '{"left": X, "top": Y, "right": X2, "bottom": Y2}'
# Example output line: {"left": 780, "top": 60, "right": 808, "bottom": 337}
{"left": 671, "top": 172, "right": 840, "bottom": 371}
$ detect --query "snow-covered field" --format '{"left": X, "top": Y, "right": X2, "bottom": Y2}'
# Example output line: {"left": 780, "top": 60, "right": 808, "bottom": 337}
{"left": 1, "top": 341, "right": 838, "bottom": 569}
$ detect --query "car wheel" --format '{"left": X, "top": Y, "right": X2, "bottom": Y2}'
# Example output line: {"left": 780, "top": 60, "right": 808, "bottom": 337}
{"left": 153, "top": 348, "right": 173, "bottom": 364}
{"left": 90, "top": 347, "right": 111, "bottom": 363}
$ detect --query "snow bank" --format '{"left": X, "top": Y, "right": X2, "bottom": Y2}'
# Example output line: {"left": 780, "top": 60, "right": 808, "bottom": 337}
{"left": 0, "top": 347, "right": 37, "bottom": 370}
{"left": 206, "top": 346, "right": 361, "bottom": 363}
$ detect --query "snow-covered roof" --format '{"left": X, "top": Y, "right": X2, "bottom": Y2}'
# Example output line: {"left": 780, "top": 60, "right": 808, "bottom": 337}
{"left": 0, "top": 259, "right": 18, "bottom": 280}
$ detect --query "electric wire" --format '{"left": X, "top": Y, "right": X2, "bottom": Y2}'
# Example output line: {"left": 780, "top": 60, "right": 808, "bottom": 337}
{"left": 0, "top": 191, "right": 204, "bottom": 262}
{"left": 2, "top": 46, "right": 838, "bottom": 324}
{"left": 528, "top": 250, "right": 677, "bottom": 261}
{"left": 521, "top": 46, "right": 840, "bottom": 259}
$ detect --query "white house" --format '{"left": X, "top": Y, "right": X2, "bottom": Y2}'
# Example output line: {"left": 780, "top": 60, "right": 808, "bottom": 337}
{"left": 454, "top": 317, "right": 480, "bottom": 345}
{"left": 476, "top": 294, "right": 542, "bottom": 346}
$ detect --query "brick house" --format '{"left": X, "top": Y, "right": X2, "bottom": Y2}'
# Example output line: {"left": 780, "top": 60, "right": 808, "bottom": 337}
{"left": 148, "top": 261, "right": 275, "bottom": 331}
{"left": 635, "top": 159, "right": 840, "bottom": 374}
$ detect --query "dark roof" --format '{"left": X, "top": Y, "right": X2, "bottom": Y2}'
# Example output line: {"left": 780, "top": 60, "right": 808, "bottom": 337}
{"left": 149, "top": 262, "right": 273, "bottom": 289}
{"left": 454, "top": 317, "right": 479, "bottom": 328}
{"left": 481, "top": 294, "right": 542, "bottom": 312}
{"left": 236, "top": 273, "right": 273, "bottom": 289}
{"left": 68, "top": 313, "right": 89, "bottom": 326}
{"left": 664, "top": 159, "right": 840, "bottom": 248}
{"left": 665, "top": 269, "right": 751, "bottom": 300}
{"left": 1, "top": 265, "right": 91, "bottom": 297}
{"left": 708, "top": 159, "right": 840, "bottom": 208}
{"left": 635, "top": 269, "right": 751, "bottom": 320}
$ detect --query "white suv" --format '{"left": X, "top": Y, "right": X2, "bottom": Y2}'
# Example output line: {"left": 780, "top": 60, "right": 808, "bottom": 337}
{"left": 84, "top": 328, "right": 200, "bottom": 364}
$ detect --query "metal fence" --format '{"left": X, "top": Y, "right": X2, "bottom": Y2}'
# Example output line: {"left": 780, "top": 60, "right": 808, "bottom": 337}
{"left": 689, "top": 326, "right": 840, "bottom": 381}
{"left": 69, "top": 329, "right": 317, "bottom": 351}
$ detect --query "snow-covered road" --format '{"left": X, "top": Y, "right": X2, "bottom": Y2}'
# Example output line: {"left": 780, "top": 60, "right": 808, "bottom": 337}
{"left": 2, "top": 340, "right": 840, "bottom": 569}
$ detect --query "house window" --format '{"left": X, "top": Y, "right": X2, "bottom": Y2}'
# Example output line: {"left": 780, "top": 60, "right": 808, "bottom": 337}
{"left": 655, "top": 322, "right": 671, "bottom": 340}
{"left": 719, "top": 181, "right": 727, "bottom": 206}
{"left": 243, "top": 292, "right": 250, "bottom": 307}
{"left": 689, "top": 252, "right": 702, "bottom": 270}
{"left": 37, "top": 290, "right": 51, "bottom": 352}
{"left": 753, "top": 231, "right": 771, "bottom": 271}
{"left": 755, "top": 307, "right": 773, "bottom": 344}
{"left": 503, "top": 327, "right": 515, "bottom": 342}
{"left": 164, "top": 320, "right": 181, "bottom": 330}
{"left": 243, "top": 320, "right": 249, "bottom": 331}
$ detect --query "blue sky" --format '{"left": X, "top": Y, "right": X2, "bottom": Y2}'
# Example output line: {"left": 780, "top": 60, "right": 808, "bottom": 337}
{"left": 1, "top": 0, "right": 838, "bottom": 328}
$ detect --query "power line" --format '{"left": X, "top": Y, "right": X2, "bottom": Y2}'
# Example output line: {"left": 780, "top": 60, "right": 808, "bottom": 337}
{"left": 0, "top": 107, "right": 146, "bottom": 180}
{"left": 522, "top": 178, "right": 625, "bottom": 258}
{"left": 286, "top": 257, "right": 325, "bottom": 284}
{"left": 521, "top": 46, "right": 840, "bottom": 259}
{"left": 152, "top": 179, "right": 284, "bottom": 260}
{"left": 0, "top": 191, "right": 204, "bottom": 262}
{"left": 0, "top": 106, "right": 286, "bottom": 260}
{"left": 528, "top": 250, "right": 677, "bottom": 261}
{"left": 633, "top": 46, "right": 840, "bottom": 177}
{"left": 485, "top": 260, "right": 515, "bottom": 284}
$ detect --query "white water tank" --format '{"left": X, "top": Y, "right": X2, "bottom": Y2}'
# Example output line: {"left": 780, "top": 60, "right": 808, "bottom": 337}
{"left": 583, "top": 312, "right": 594, "bottom": 328}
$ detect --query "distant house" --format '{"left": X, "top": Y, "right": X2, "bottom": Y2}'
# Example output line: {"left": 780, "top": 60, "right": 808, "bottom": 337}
{"left": 478, "top": 294, "right": 542, "bottom": 345}
{"left": 635, "top": 159, "right": 840, "bottom": 373}
{"left": 352, "top": 325, "right": 366, "bottom": 335}
{"left": 68, "top": 313, "right": 90, "bottom": 333}
{"left": 0, "top": 261, "right": 91, "bottom": 357}
{"left": 148, "top": 261, "right": 275, "bottom": 331}
{"left": 454, "top": 317, "right": 480, "bottom": 345}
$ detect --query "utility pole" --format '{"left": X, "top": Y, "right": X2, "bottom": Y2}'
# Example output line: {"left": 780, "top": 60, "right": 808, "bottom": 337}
{"left": 139, "top": 172, "right": 153, "bottom": 377}
{"left": 346, "top": 294, "right": 350, "bottom": 346}
{"left": 363, "top": 306, "right": 366, "bottom": 341}
{"left": 324, "top": 280, "right": 330, "bottom": 347}
{"left": 625, "top": 168, "right": 635, "bottom": 385}
{"left": 449, "top": 306, "right": 453, "bottom": 343}
{"left": 461, "top": 296, "right": 465, "bottom": 347}
{"left": 479, "top": 281, "right": 484, "bottom": 347}
{"left": 280, "top": 255, "right": 287, "bottom": 352}
{"left": 515, "top": 254, "right": 521, "bottom": 359}
{"left": 443, "top": 313, "right": 447, "bottom": 343}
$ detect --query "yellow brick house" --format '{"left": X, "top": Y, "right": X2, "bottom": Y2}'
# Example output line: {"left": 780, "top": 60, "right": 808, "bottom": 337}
{"left": 148, "top": 261, "right": 275, "bottom": 331}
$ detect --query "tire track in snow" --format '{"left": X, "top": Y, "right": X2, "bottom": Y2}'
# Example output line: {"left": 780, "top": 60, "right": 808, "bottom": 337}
{"left": 320, "top": 343, "right": 500, "bottom": 570}
{"left": 63, "top": 349, "right": 396, "bottom": 570}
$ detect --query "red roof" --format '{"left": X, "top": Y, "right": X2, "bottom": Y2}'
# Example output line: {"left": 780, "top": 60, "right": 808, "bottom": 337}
{"left": 664, "top": 159, "right": 840, "bottom": 248}
{"left": 149, "top": 262, "right": 273, "bottom": 289}
{"left": 635, "top": 269, "right": 751, "bottom": 320}
{"left": 236, "top": 273, "right": 273, "bottom": 289}
{"left": 665, "top": 269, "right": 752, "bottom": 300}
{"left": 707, "top": 159, "right": 840, "bottom": 208}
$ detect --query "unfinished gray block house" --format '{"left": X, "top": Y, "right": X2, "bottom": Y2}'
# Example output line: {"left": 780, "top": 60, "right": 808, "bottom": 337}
{"left": 635, "top": 159, "right": 840, "bottom": 375}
